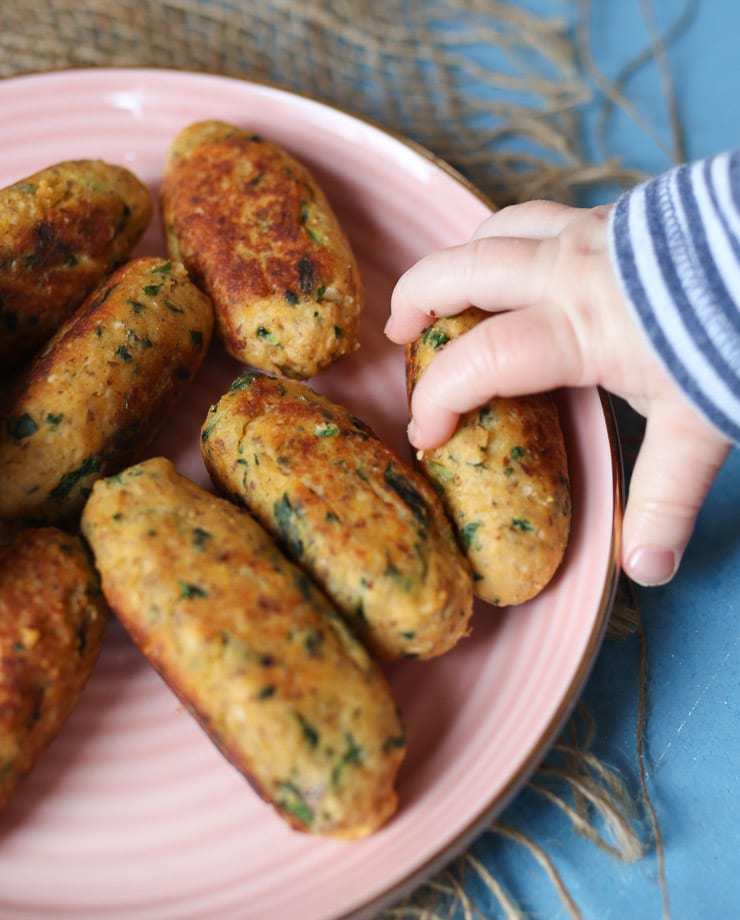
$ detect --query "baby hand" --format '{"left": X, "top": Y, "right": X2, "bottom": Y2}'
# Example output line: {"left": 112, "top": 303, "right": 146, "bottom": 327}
{"left": 386, "top": 200, "right": 731, "bottom": 586}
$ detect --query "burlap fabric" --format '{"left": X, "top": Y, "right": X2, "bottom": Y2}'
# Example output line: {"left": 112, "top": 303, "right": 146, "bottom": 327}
{"left": 0, "top": 0, "right": 649, "bottom": 206}
{"left": 0, "top": 1, "right": 669, "bottom": 916}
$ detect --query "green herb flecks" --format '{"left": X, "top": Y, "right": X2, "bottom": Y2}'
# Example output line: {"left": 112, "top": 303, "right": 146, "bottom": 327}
{"left": 115, "top": 344, "right": 133, "bottom": 362}
{"left": 296, "top": 712, "right": 320, "bottom": 749}
{"left": 384, "top": 555, "right": 413, "bottom": 592}
{"left": 314, "top": 422, "right": 339, "bottom": 438}
{"left": 428, "top": 461, "right": 455, "bottom": 482}
{"left": 294, "top": 571, "right": 314, "bottom": 603}
{"left": 143, "top": 283, "right": 163, "bottom": 297}
{"left": 331, "top": 733, "right": 363, "bottom": 790}
{"left": 229, "top": 371, "right": 260, "bottom": 392}
{"left": 151, "top": 261, "right": 172, "bottom": 275}
{"left": 257, "top": 326, "right": 282, "bottom": 348}
{"left": 383, "top": 464, "right": 430, "bottom": 529}
{"left": 460, "top": 521, "right": 483, "bottom": 550}
{"left": 383, "top": 730, "right": 406, "bottom": 753}
{"left": 274, "top": 493, "right": 304, "bottom": 558}
{"left": 421, "top": 325, "right": 450, "bottom": 350}
{"left": 307, "top": 227, "right": 325, "bottom": 246}
{"left": 192, "top": 527, "right": 212, "bottom": 549}
{"left": 512, "top": 518, "right": 534, "bottom": 532}
{"left": 201, "top": 416, "right": 217, "bottom": 443}
{"left": 303, "top": 628, "right": 324, "bottom": 656}
{"left": 7, "top": 413, "right": 38, "bottom": 442}
{"left": 180, "top": 581, "right": 208, "bottom": 599}
{"left": 478, "top": 405, "right": 497, "bottom": 430}
{"left": 277, "top": 781, "right": 313, "bottom": 827}
{"left": 49, "top": 456, "right": 100, "bottom": 500}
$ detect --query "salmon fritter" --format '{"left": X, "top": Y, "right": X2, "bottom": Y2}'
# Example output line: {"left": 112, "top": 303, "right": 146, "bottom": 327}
{"left": 81, "top": 457, "right": 405, "bottom": 840}
{"left": 0, "top": 257, "right": 213, "bottom": 524}
{"left": 0, "top": 527, "right": 108, "bottom": 809}
{"left": 407, "top": 309, "right": 571, "bottom": 607}
{"left": 0, "top": 159, "right": 152, "bottom": 367}
{"left": 161, "top": 120, "right": 363, "bottom": 378}
{"left": 201, "top": 372, "right": 474, "bottom": 661}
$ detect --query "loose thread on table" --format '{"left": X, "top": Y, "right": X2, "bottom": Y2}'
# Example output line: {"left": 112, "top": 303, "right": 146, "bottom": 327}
{"left": 593, "top": 0, "right": 696, "bottom": 165}
{"left": 491, "top": 823, "right": 584, "bottom": 920}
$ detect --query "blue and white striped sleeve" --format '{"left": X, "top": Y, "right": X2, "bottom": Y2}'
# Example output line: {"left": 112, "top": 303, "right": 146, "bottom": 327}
{"left": 607, "top": 149, "right": 740, "bottom": 445}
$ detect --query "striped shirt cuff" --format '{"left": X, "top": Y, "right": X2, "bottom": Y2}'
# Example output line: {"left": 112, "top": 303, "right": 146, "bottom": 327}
{"left": 607, "top": 150, "right": 740, "bottom": 445}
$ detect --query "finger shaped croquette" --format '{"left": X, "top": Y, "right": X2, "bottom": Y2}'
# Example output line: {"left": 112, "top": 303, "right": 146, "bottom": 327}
{"left": 161, "top": 120, "right": 362, "bottom": 378}
{"left": 0, "top": 159, "right": 152, "bottom": 367}
{"left": 81, "top": 457, "right": 405, "bottom": 840}
{"left": 201, "top": 372, "right": 474, "bottom": 660}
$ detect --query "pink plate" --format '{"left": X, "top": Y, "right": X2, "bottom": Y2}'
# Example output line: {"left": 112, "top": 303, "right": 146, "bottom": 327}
{"left": 0, "top": 70, "right": 621, "bottom": 919}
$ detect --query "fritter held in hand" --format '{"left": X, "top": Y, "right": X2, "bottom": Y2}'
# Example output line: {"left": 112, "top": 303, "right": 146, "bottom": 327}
{"left": 406, "top": 308, "right": 571, "bottom": 607}
{"left": 0, "top": 527, "right": 107, "bottom": 809}
{"left": 0, "top": 257, "right": 213, "bottom": 524}
{"left": 201, "top": 372, "right": 474, "bottom": 661}
{"left": 0, "top": 159, "right": 152, "bottom": 367}
{"left": 81, "top": 457, "right": 405, "bottom": 840}
{"left": 161, "top": 120, "right": 362, "bottom": 378}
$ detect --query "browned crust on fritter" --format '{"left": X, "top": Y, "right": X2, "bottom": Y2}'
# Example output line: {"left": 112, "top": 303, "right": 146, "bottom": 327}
{"left": 81, "top": 458, "right": 405, "bottom": 839}
{"left": 0, "top": 159, "right": 152, "bottom": 367}
{"left": 200, "top": 372, "right": 474, "bottom": 661}
{"left": 406, "top": 309, "right": 571, "bottom": 606}
{"left": 161, "top": 120, "right": 362, "bottom": 377}
{"left": 0, "top": 257, "right": 213, "bottom": 524}
{"left": 0, "top": 527, "right": 108, "bottom": 809}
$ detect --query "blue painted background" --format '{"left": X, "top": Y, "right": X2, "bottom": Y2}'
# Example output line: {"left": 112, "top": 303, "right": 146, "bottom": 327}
{"left": 444, "top": 2, "right": 740, "bottom": 917}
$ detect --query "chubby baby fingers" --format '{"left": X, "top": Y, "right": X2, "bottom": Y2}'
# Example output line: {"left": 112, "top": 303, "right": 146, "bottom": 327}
{"left": 387, "top": 235, "right": 553, "bottom": 345}
{"left": 621, "top": 403, "right": 730, "bottom": 586}
{"left": 469, "top": 199, "right": 580, "bottom": 242}
{"left": 407, "top": 305, "right": 586, "bottom": 449}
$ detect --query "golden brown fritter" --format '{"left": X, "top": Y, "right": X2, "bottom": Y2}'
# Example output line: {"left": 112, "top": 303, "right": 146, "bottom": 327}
{"left": 0, "top": 527, "right": 108, "bottom": 809}
{"left": 406, "top": 309, "right": 571, "bottom": 606}
{"left": 81, "top": 457, "right": 405, "bottom": 840}
{"left": 0, "top": 257, "right": 213, "bottom": 524}
{"left": 0, "top": 159, "right": 152, "bottom": 367}
{"left": 161, "top": 120, "right": 362, "bottom": 378}
{"left": 200, "top": 372, "right": 474, "bottom": 661}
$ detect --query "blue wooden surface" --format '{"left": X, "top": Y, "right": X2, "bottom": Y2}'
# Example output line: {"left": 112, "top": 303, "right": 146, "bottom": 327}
{"left": 452, "top": 2, "right": 740, "bottom": 918}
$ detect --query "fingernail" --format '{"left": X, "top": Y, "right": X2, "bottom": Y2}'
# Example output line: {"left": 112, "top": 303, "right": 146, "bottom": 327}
{"left": 626, "top": 546, "right": 678, "bottom": 586}
{"left": 383, "top": 316, "right": 396, "bottom": 337}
